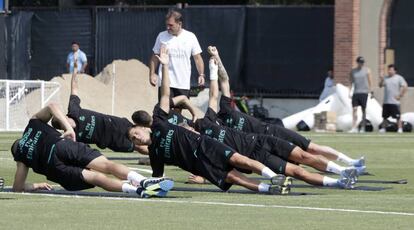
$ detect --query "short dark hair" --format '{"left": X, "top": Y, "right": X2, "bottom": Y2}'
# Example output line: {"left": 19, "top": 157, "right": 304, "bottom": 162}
{"left": 132, "top": 110, "right": 152, "bottom": 127}
{"left": 11, "top": 139, "right": 20, "bottom": 159}
{"left": 388, "top": 64, "right": 397, "bottom": 71}
{"left": 71, "top": 41, "right": 79, "bottom": 46}
{"left": 166, "top": 9, "right": 183, "bottom": 24}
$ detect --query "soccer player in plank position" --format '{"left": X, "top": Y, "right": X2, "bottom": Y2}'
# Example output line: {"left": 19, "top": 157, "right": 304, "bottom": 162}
{"left": 179, "top": 56, "right": 356, "bottom": 188}
{"left": 206, "top": 46, "right": 366, "bottom": 170}
{"left": 128, "top": 46, "right": 289, "bottom": 194}
{"left": 10, "top": 103, "right": 173, "bottom": 198}
{"left": 51, "top": 70, "right": 144, "bottom": 153}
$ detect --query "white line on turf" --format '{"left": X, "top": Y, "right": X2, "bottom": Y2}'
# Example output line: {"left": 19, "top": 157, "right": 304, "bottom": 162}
{"left": 2, "top": 192, "right": 414, "bottom": 217}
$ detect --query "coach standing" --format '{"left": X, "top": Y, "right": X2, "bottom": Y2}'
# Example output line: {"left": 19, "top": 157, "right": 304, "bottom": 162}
{"left": 66, "top": 41, "right": 88, "bottom": 74}
{"left": 379, "top": 64, "right": 408, "bottom": 133}
{"left": 348, "top": 56, "right": 373, "bottom": 133}
{"left": 149, "top": 9, "right": 205, "bottom": 99}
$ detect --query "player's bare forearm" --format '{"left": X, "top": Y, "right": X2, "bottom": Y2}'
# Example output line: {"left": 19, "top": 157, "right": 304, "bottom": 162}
{"left": 71, "top": 72, "right": 79, "bottom": 96}
{"left": 157, "top": 46, "right": 171, "bottom": 113}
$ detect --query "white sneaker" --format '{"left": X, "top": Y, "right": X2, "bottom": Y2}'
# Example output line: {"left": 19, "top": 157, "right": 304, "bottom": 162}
{"left": 348, "top": 128, "right": 358, "bottom": 133}
{"left": 359, "top": 128, "right": 365, "bottom": 133}
{"left": 379, "top": 128, "right": 386, "bottom": 133}
{"left": 398, "top": 128, "right": 403, "bottom": 133}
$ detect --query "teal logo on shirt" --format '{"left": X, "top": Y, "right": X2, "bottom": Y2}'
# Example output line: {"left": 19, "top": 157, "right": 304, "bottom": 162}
{"left": 225, "top": 150, "right": 231, "bottom": 157}
{"left": 79, "top": 116, "right": 85, "bottom": 122}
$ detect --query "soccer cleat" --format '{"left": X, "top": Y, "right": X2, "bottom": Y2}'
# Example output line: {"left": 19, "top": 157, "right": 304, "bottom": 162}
{"left": 140, "top": 177, "right": 174, "bottom": 192}
{"left": 341, "top": 168, "right": 358, "bottom": 184}
{"left": 270, "top": 174, "right": 287, "bottom": 186}
{"left": 268, "top": 185, "right": 290, "bottom": 195}
{"left": 398, "top": 128, "right": 403, "bottom": 133}
{"left": 136, "top": 187, "right": 168, "bottom": 198}
{"left": 379, "top": 128, "right": 386, "bottom": 133}
{"left": 353, "top": 165, "right": 366, "bottom": 176}
{"left": 337, "top": 177, "right": 354, "bottom": 189}
{"left": 0, "top": 177, "right": 4, "bottom": 191}
{"left": 353, "top": 156, "right": 365, "bottom": 167}
{"left": 348, "top": 128, "right": 358, "bottom": 133}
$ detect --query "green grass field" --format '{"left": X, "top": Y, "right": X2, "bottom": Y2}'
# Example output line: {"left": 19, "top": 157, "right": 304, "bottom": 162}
{"left": 1, "top": 132, "right": 413, "bottom": 229}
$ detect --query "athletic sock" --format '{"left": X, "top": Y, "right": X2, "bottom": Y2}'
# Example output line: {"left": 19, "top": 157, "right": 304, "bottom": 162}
{"left": 258, "top": 183, "right": 270, "bottom": 193}
{"left": 122, "top": 183, "right": 138, "bottom": 194}
{"left": 322, "top": 176, "right": 338, "bottom": 187}
{"left": 261, "top": 167, "right": 277, "bottom": 178}
{"left": 336, "top": 152, "right": 357, "bottom": 165}
{"left": 127, "top": 171, "right": 146, "bottom": 185}
{"left": 325, "top": 161, "right": 345, "bottom": 175}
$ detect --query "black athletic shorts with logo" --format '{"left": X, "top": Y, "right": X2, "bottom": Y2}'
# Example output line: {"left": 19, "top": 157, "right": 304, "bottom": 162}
{"left": 46, "top": 140, "right": 102, "bottom": 191}
{"left": 382, "top": 104, "right": 401, "bottom": 119}
{"left": 265, "top": 125, "right": 311, "bottom": 151}
{"left": 194, "top": 136, "right": 237, "bottom": 191}
{"left": 352, "top": 93, "right": 368, "bottom": 109}
{"left": 251, "top": 136, "right": 296, "bottom": 174}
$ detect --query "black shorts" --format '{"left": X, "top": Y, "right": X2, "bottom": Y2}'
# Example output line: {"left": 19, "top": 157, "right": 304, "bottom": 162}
{"left": 158, "top": 87, "right": 190, "bottom": 102}
{"left": 382, "top": 104, "right": 401, "bottom": 119}
{"left": 252, "top": 136, "right": 295, "bottom": 174}
{"left": 352, "top": 93, "right": 368, "bottom": 109}
{"left": 265, "top": 125, "right": 311, "bottom": 151}
{"left": 194, "top": 136, "right": 236, "bottom": 191}
{"left": 46, "top": 140, "right": 102, "bottom": 191}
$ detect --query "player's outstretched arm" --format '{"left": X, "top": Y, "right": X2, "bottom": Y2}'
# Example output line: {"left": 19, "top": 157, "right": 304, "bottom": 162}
{"left": 12, "top": 162, "right": 52, "bottom": 192}
{"left": 208, "top": 58, "right": 220, "bottom": 113}
{"left": 208, "top": 46, "right": 231, "bottom": 98}
{"left": 32, "top": 103, "right": 76, "bottom": 141}
{"left": 71, "top": 71, "right": 79, "bottom": 96}
{"left": 156, "top": 45, "right": 170, "bottom": 113}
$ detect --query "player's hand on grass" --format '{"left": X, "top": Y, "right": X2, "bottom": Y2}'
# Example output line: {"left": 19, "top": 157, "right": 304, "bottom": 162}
{"left": 155, "top": 45, "right": 169, "bottom": 66}
{"left": 149, "top": 73, "right": 158, "bottom": 87}
{"left": 187, "top": 174, "right": 207, "bottom": 184}
{"left": 62, "top": 129, "right": 76, "bottom": 142}
{"left": 33, "top": 182, "right": 53, "bottom": 191}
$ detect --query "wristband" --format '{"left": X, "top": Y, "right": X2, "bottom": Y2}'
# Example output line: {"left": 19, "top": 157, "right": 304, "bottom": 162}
{"left": 209, "top": 59, "right": 218, "bottom": 80}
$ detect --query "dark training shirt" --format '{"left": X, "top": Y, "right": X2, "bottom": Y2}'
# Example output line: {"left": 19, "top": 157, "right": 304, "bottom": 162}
{"left": 67, "top": 95, "right": 134, "bottom": 152}
{"left": 14, "top": 119, "right": 62, "bottom": 174}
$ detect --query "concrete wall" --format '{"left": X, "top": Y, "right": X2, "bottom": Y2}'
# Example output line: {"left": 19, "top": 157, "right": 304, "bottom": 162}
{"left": 359, "top": 0, "right": 383, "bottom": 86}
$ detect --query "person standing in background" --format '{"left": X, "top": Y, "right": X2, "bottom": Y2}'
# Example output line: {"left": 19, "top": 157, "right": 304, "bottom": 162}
{"left": 348, "top": 56, "right": 373, "bottom": 133}
{"left": 379, "top": 64, "right": 408, "bottom": 133}
{"left": 149, "top": 9, "right": 205, "bottom": 101}
{"left": 66, "top": 41, "right": 88, "bottom": 74}
{"left": 319, "top": 67, "right": 335, "bottom": 101}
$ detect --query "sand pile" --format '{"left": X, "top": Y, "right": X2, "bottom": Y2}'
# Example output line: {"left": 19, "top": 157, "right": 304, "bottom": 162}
{"left": 52, "top": 59, "right": 158, "bottom": 121}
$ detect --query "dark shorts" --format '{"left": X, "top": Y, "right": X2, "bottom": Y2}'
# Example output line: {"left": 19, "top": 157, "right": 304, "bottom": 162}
{"left": 194, "top": 136, "right": 236, "bottom": 191}
{"left": 382, "top": 104, "right": 401, "bottom": 119}
{"left": 252, "top": 136, "right": 295, "bottom": 174}
{"left": 46, "top": 140, "right": 102, "bottom": 191}
{"left": 352, "top": 93, "right": 368, "bottom": 109}
{"left": 265, "top": 125, "right": 311, "bottom": 151}
{"left": 158, "top": 87, "right": 190, "bottom": 102}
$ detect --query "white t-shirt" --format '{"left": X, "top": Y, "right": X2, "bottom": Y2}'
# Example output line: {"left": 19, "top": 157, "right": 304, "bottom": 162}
{"left": 152, "top": 29, "right": 202, "bottom": 90}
